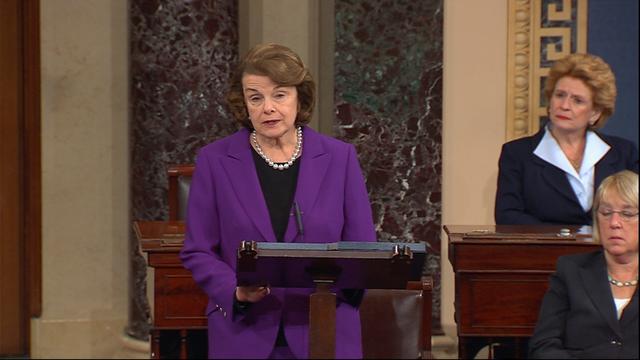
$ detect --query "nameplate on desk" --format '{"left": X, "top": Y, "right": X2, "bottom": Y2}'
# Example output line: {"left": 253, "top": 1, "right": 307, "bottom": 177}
{"left": 160, "top": 238, "right": 185, "bottom": 246}
{"left": 462, "top": 226, "right": 593, "bottom": 241}
{"left": 463, "top": 230, "right": 577, "bottom": 240}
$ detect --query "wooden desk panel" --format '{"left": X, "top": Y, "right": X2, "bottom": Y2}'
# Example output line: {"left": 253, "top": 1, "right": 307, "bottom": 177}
{"left": 154, "top": 265, "right": 207, "bottom": 328}
{"left": 136, "top": 221, "right": 207, "bottom": 358}
{"left": 445, "top": 225, "right": 599, "bottom": 359}
{"left": 452, "top": 242, "right": 597, "bottom": 271}
{"left": 458, "top": 273, "right": 549, "bottom": 335}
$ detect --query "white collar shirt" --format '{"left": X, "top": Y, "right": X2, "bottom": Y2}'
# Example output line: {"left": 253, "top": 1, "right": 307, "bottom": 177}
{"left": 533, "top": 125, "right": 610, "bottom": 211}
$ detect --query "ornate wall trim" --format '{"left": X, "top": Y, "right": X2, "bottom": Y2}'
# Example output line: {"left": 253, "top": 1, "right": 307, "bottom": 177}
{"left": 506, "top": 0, "right": 587, "bottom": 141}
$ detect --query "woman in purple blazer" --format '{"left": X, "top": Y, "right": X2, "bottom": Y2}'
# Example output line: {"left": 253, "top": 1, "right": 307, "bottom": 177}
{"left": 180, "top": 43, "right": 376, "bottom": 359}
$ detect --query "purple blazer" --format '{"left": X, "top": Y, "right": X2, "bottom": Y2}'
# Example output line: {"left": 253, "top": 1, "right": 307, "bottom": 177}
{"left": 180, "top": 126, "right": 376, "bottom": 359}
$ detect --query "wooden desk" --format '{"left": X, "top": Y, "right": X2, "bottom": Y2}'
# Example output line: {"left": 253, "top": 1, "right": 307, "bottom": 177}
{"left": 445, "top": 225, "right": 599, "bottom": 359}
{"left": 135, "top": 220, "right": 207, "bottom": 359}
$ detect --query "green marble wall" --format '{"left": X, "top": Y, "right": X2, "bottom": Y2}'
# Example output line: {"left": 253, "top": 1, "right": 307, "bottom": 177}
{"left": 335, "top": 0, "right": 443, "bottom": 331}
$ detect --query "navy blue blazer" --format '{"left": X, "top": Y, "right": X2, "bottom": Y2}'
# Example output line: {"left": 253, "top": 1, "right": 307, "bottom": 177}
{"left": 529, "top": 251, "right": 638, "bottom": 359}
{"left": 495, "top": 129, "right": 639, "bottom": 225}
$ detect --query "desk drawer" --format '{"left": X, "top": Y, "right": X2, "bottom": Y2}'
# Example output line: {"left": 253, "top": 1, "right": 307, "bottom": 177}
{"left": 154, "top": 267, "right": 208, "bottom": 328}
{"left": 455, "top": 272, "right": 549, "bottom": 336}
{"left": 451, "top": 243, "right": 597, "bottom": 271}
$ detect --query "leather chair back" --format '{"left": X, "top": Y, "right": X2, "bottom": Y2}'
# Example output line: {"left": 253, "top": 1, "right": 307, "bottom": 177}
{"left": 167, "top": 164, "right": 194, "bottom": 220}
{"left": 360, "top": 279, "right": 432, "bottom": 359}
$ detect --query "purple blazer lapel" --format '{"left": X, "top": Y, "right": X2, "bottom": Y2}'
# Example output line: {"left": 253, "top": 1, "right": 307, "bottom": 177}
{"left": 284, "top": 127, "right": 331, "bottom": 242}
{"left": 221, "top": 129, "right": 276, "bottom": 242}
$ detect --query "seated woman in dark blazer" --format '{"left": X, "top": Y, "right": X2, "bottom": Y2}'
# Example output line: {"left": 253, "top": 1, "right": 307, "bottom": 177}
{"left": 529, "top": 170, "right": 638, "bottom": 359}
{"left": 495, "top": 53, "right": 638, "bottom": 225}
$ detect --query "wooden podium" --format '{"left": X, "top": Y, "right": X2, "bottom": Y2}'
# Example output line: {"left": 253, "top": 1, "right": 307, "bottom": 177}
{"left": 445, "top": 224, "right": 599, "bottom": 359}
{"left": 236, "top": 240, "right": 426, "bottom": 358}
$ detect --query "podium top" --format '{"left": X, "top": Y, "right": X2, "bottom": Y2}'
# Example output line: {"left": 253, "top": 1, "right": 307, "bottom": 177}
{"left": 254, "top": 241, "right": 426, "bottom": 252}
{"left": 237, "top": 241, "right": 427, "bottom": 289}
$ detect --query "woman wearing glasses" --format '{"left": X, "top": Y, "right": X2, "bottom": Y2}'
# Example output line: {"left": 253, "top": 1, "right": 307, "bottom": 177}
{"left": 529, "top": 170, "right": 638, "bottom": 359}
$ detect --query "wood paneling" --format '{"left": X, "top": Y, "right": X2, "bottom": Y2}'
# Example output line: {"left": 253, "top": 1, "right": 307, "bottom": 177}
{"left": 23, "top": 0, "right": 42, "bottom": 319}
{"left": 0, "top": 0, "right": 40, "bottom": 356}
{"left": 0, "top": 0, "right": 26, "bottom": 355}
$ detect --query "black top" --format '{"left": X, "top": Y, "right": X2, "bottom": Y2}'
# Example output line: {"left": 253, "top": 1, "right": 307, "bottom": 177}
{"left": 251, "top": 148, "right": 300, "bottom": 242}
{"left": 251, "top": 148, "right": 301, "bottom": 347}
{"left": 240, "top": 148, "right": 362, "bottom": 348}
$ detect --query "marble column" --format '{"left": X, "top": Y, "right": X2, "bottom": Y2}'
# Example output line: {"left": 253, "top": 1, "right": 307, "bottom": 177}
{"left": 334, "top": 0, "right": 444, "bottom": 332}
{"left": 128, "top": 0, "right": 239, "bottom": 340}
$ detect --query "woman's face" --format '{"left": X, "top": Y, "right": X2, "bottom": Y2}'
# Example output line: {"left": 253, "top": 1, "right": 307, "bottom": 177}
{"left": 242, "top": 73, "right": 298, "bottom": 139}
{"left": 597, "top": 189, "right": 639, "bottom": 258}
{"left": 548, "top": 76, "right": 602, "bottom": 134}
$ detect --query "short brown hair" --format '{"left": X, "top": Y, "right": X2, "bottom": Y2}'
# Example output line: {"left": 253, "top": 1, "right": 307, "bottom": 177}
{"left": 592, "top": 170, "right": 639, "bottom": 243}
{"left": 226, "top": 43, "right": 316, "bottom": 129}
{"left": 544, "top": 53, "right": 616, "bottom": 129}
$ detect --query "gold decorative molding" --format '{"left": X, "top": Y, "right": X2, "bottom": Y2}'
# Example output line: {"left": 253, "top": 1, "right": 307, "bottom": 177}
{"left": 506, "top": 0, "right": 587, "bottom": 141}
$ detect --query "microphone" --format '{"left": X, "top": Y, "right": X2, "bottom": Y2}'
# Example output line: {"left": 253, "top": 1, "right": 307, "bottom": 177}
{"left": 293, "top": 201, "right": 304, "bottom": 242}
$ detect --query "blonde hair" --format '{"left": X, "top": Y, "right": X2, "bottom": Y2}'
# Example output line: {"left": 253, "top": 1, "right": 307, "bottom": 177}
{"left": 544, "top": 53, "right": 616, "bottom": 129}
{"left": 592, "top": 170, "right": 639, "bottom": 243}
{"left": 226, "top": 43, "right": 316, "bottom": 129}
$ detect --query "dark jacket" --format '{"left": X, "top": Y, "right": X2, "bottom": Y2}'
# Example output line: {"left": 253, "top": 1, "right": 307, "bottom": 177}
{"left": 529, "top": 251, "right": 639, "bottom": 359}
{"left": 495, "top": 129, "right": 638, "bottom": 225}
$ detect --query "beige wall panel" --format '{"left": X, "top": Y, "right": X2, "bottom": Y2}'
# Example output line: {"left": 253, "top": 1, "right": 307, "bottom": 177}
{"left": 34, "top": 0, "right": 130, "bottom": 357}
{"left": 441, "top": 0, "right": 507, "bottom": 339}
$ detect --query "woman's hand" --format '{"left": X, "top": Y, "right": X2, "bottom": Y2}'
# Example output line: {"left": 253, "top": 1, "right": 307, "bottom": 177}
{"left": 235, "top": 285, "right": 270, "bottom": 303}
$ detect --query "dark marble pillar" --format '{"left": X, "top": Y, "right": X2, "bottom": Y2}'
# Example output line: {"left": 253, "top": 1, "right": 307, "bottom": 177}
{"left": 127, "top": 0, "right": 238, "bottom": 340}
{"left": 334, "top": 0, "right": 443, "bottom": 332}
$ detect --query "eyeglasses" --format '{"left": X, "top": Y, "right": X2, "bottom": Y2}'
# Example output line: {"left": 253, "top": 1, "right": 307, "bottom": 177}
{"left": 597, "top": 208, "right": 639, "bottom": 222}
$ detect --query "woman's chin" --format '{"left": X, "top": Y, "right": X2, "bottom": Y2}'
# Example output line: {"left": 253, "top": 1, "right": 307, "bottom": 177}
{"left": 605, "top": 245, "right": 635, "bottom": 258}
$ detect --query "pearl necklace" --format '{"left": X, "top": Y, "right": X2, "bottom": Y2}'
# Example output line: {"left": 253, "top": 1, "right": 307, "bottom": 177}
{"left": 608, "top": 274, "right": 638, "bottom": 287}
{"left": 251, "top": 127, "right": 302, "bottom": 170}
